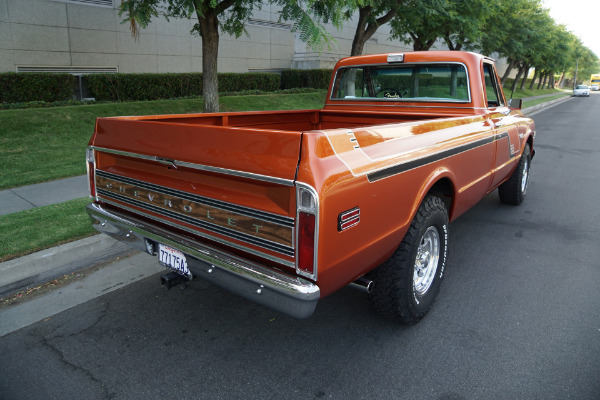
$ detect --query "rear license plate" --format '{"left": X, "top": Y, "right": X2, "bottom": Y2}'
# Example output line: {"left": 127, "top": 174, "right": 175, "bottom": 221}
{"left": 158, "top": 244, "right": 191, "bottom": 278}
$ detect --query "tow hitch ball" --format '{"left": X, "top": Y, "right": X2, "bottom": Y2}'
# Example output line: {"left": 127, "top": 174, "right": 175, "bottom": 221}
{"left": 160, "top": 271, "right": 190, "bottom": 290}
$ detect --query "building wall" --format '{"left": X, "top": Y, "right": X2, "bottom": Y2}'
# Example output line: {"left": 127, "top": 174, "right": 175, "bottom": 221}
{"left": 1, "top": 0, "right": 513, "bottom": 77}
{"left": 0, "top": 0, "right": 416, "bottom": 74}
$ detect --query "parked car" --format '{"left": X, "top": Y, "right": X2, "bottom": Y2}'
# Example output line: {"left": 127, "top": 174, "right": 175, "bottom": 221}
{"left": 573, "top": 85, "right": 590, "bottom": 97}
{"left": 590, "top": 84, "right": 599, "bottom": 91}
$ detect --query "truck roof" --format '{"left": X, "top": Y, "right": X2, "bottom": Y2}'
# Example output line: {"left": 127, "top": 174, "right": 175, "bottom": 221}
{"left": 334, "top": 51, "right": 491, "bottom": 68}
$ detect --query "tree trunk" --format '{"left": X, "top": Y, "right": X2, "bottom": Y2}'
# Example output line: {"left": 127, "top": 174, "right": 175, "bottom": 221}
{"left": 351, "top": 4, "right": 398, "bottom": 56}
{"left": 547, "top": 72, "right": 555, "bottom": 89}
{"left": 450, "top": 66, "right": 458, "bottom": 97}
{"left": 541, "top": 73, "right": 548, "bottom": 89}
{"left": 519, "top": 64, "right": 529, "bottom": 90}
{"left": 557, "top": 71, "right": 565, "bottom": 88}
{"left": 510, "top": 64, "right": 524, "bottom": 94}
{"left": 528, "top": 68, "right": 539, "bottom": 90}
{"left": 536, "top": 72, "right": 544, "bottom": 89}
{"left": 501, "top": 58, "right": 515, "bottom": 86}
{"left": 444, "top": 32, "right": 463, "bottom": 50}
{"left": 197, "top": 9, "right": 220, "bottom": 113}
{"left": 350, "top": 7, "right": 370, "bottom": 56}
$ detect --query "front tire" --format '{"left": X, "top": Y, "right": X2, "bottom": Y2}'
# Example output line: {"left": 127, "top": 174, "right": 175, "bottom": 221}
{"left": 498, "top": 144, "right": 531, "bottom": 205}
{"left": 369, "top": 195, "right": 449, "bottom": 324}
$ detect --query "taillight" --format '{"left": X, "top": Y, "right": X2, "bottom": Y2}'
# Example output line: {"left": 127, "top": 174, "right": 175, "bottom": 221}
{"left": 86, "top": 147, "right": 96, "bottom": 198}
{"left": 296, "top": 184, "right": 318, "bottom": 279}
{"left": 298, "top": 212, "right": 315, "bottom": 275}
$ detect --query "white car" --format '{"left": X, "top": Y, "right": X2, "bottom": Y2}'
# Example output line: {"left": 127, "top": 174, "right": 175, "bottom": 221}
{"left": 573, "top": 85, "right": 590, "bottom": 97}
{"left": 590, "top": 84, "right": 599, "bottom": 91}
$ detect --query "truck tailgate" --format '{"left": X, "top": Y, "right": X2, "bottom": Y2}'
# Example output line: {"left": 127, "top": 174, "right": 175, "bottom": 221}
{"left": 89, "top": 116, "right": 303, "bottom": 268}
{"left": 93, "top": 117, "right": 302, "bottom": 182}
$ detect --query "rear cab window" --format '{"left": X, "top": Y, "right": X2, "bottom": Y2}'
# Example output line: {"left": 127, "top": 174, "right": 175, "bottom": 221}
{"left": 331, "top": 63, "right": 471, "bottom": 103}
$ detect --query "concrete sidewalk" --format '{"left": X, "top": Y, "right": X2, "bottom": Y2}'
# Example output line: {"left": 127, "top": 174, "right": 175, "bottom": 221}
{"left": 0, "top": 94, "right": 573, "bottom": 298}
{"left": 0, "top": 175, "right": 88, "bottom": 216}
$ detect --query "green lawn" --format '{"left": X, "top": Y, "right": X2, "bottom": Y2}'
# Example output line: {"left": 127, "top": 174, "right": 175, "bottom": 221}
{"left": 0, "top": 198, "right": 95, "bottom": 262}
{"left": 0, "top": 91, "right": 327, "bottom": 190}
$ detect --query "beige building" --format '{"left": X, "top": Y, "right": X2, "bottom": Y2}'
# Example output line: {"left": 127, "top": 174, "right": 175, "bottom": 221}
{"left": 0, "top": 0, "right": 421, "bottom": 75}
{"left": 1, "top": 0, "right": 510, "bottom": 76}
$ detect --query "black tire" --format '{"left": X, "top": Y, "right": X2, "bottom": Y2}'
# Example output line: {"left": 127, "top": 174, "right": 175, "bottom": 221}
{"left": 368, "top": 195, "right": 449, "bottom": 324}
{"left": 498, "top": 143, "right": 531, "bottom": 205}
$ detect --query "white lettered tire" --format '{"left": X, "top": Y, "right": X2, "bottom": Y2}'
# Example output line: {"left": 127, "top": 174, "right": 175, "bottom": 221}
{"left": 369, "top": 195, "right": 449, "bottom": 324}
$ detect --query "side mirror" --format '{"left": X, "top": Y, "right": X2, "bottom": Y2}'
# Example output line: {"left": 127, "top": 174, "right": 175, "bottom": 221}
{"left": 508, "top": 98, "right": 523, "bottom": 109}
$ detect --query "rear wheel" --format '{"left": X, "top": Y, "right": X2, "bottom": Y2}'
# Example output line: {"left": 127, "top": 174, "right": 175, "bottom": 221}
{"left": 499, "top": 144, "right": 531, "bottom": 205}
{"left": 369, "top": 195, "right": 449, "bottom": 324}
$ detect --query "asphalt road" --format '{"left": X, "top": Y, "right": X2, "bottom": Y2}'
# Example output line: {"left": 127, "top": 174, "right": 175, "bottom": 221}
{"left": 1, "top": 94, "right": 600, "bottom": 400}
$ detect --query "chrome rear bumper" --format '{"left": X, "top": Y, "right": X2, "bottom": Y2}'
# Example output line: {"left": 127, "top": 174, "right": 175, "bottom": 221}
{"left": 86, "top": 203, "right": 320, "bottom": 319}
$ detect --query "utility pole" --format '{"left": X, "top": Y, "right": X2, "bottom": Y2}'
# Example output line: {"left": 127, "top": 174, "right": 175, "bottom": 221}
{"left": 573, "top": 58, "right": 579, "bottom": 89}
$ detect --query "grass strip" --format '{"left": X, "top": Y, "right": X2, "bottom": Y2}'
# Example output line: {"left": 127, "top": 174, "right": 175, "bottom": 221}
{"left": 522, "top": 93, "right": 571, "bottom": 109}
{"left": 0, "top": 91, "right": 327, "bottom": 190}
{"left": 0, "top": 197, "right": 96, "bottom": 262}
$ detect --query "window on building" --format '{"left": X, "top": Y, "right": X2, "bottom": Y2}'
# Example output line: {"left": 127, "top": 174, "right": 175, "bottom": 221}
{"left": 50, "top": 0, "right": 114, "bottom": 8}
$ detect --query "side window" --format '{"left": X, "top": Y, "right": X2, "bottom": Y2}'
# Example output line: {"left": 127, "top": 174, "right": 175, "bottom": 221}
{"left": 483, "top": 63, "right": 504, "bottom": 107}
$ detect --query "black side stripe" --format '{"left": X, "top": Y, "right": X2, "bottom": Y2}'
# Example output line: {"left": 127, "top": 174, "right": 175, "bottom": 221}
{"left": 367, "top": 135, "right": 495, "bottom": 182}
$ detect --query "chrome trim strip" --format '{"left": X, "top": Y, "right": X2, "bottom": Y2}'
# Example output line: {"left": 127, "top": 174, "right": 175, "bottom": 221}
{"left": 97, "top": 198, "right": 296, "bottom": 266}
{"left": 96, "top": 170, "right": 294, "bottom": 227}
{"left": 86, "top": 146, "right": 98, "bottom": 202}
{"left": 86, "top": 203, "right": 319, "bottom": 319}
{"left": 91, "top": 146, "right": 295, "bottom": 187}
{"left": 98, "top": 190, "right": 295, "bottom": 257}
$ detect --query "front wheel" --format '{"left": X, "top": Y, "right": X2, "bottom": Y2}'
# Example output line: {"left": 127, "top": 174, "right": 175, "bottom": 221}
{"left": 498, "top": 143, "right": 531, "bottom": 205}
{"left": 368, "top": 195, "right": 449, "bottom": 324}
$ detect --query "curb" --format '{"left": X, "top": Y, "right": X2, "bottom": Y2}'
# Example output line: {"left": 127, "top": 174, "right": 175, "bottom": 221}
{"left": 0, "top": 235, "right": 136, "bottom": 297}
{"left": 522, "top": 94, "right": 571, "bottom": 115}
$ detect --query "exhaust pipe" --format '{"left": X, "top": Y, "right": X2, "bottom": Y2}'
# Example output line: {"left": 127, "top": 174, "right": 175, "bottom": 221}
{"left": 160, "top": 271, "right": 190, "bottom": 290}
{"left": 349, "top": 276, "right": 374, "bottom": 293}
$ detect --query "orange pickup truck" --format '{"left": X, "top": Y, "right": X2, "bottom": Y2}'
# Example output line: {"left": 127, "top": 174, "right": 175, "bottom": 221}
{"left": 86, "top": 51, "right": 535, "bottom": 323}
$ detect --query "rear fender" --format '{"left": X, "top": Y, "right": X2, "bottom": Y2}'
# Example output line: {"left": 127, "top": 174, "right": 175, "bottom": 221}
{"left": 412, "top": 169, "right": 457, "bottom": 222}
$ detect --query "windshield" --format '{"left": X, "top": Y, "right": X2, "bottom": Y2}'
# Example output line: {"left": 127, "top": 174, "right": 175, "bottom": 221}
{"left": 331, "top": 63, "right": 470, "bottom": 102}
{"left": 576, "top": 85, "right": 588, "bottom": 89}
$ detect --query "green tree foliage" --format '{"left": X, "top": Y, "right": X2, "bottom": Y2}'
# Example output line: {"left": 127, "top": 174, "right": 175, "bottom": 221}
{"left": 390, "top": 0, "right": 449, "bottom": 50}
{"left": 440, "top": 0, "right": 489, "bottom": 51}
{"left": 345, "top": 0, "right": 404, "bottom": 56}
{"left": 291, "top": 0, "right": 403, "bottom": 56}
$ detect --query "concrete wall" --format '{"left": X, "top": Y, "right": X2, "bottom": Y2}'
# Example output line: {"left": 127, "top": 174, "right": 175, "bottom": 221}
{"left": 0, "top": 0, "right": 418, "bottom": 74}
{"left": 1, "top": 0, "right": 515, "bottom": 77}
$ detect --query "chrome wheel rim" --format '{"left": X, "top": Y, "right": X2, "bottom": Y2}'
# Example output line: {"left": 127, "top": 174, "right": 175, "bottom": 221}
{"left": 413, "top": 227, "right": 440, "bottom": 296}
{"left": 521, "top": 158, "right": 529, "bottom": 194}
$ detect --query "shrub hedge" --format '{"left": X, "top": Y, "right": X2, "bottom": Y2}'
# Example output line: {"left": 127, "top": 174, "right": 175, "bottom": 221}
{"left": 85, "top": 72, "right": 281, "bottom": 101}
{"left": 1, "top": 70, "right": 332, "bottom": 104}
{"left": 281, "top": 69, "right": 332, "bottom": 90}
{"left": 0, "top": 73, "right": 74, "bottom": 103}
